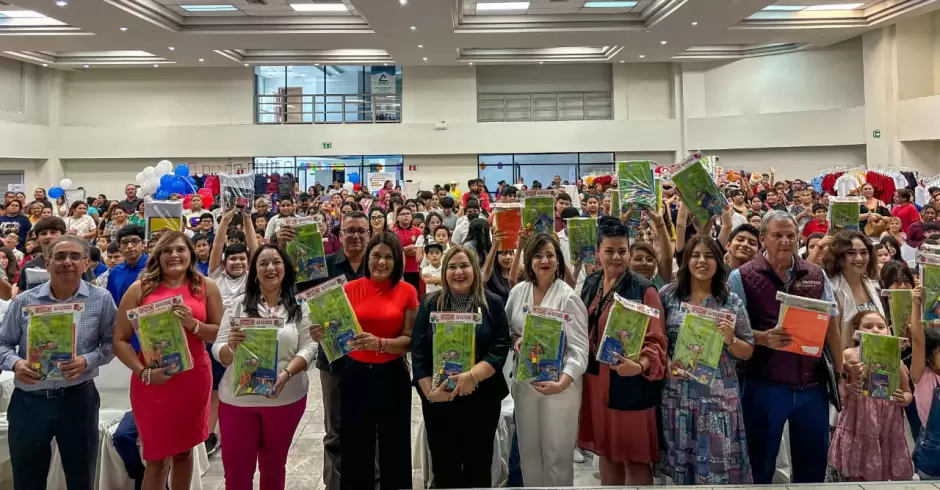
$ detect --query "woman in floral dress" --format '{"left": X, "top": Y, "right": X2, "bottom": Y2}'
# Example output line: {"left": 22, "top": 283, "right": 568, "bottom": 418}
{"left": 658, "top": 235, "right": 754, "bottom": 484}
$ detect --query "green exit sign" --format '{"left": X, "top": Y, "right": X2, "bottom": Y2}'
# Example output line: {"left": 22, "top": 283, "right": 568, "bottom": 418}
{"left": 322, "top": 142, "right": 332, "bottom": 149}
{"left": 873, "top": 130, "right": 881, "bottom": 139}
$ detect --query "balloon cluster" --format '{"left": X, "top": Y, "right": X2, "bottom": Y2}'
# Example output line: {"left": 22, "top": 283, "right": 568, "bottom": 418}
{"left": 136, "top": 160, "right": 203, "bottom": 202}
{"left": 48, "top": 178, "right": 73, "bottom": 199}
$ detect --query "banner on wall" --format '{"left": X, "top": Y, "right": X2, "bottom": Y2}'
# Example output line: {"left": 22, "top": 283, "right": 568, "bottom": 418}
{"left": 370, "top": 66, "right": 397, "bottom": 94}
{"left": 368, "top": 172, "right": 397, "bottom": 193}
{"left": 403, "top": 181, "right": 420, "bottom": 199}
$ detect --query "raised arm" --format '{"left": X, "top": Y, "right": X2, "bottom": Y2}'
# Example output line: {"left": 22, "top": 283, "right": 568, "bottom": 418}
{"left": 209, "top": 209, "right": 236, "bottom": 274}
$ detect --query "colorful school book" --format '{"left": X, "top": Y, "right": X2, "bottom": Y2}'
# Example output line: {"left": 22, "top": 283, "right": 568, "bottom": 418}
{"left": 285, "top": 215, "right": 328, "bottom": 282}
{"left": 597, "top": 294, "right": 659, "bottom": 365}
{"left": 616, "top": 161, "right": 656, "bottom": 210}
{"left": 828, "top": 197, "right": 863, "bottom": 236}
{"left": 296, "top": 277, "right": 362, "bottom": 363}
{"left": 670, "top": 152, "right": 727, "bottom": 227}
{"left": 775, "top": 291, "right": 831, "bottom": 357}
{"left": 144, "top": 199, "right": 184, "bottom": 242}
{"left": 230, "top": 317, "right": 282, "bottom": 397}
{"left": 566, "top": 217, "right": 598, "bottom": 265}
{"left": 127, "top": 295, "right": 193, "bottom": 375}
{"left": 521, "top": 190, "right": 556, "bottom": 237}
{"left": 670, "top": 303, "right": 734, "bottom": 386}
{"left": 516, "top": 305, "right": 567, "bottom": 383}
{"left": 857, "top": 331, "right": 902, "bottom": 400}
{"left": 882, "top": 289, "right": 914, "bottom": 337}
{"left": 917, "top": 252, "right": 940, "bottom": 324}
{"left": 430, "top": 312, "right": 480, "bottom": 391}
{"left": 609, "top": 189, "right": 623, "bottom": 215}
{"left": 23, "top": 302, "right": 80, "bottom": 380}
{"left": 493, "top": 203, "right": 522, "bottom": 251}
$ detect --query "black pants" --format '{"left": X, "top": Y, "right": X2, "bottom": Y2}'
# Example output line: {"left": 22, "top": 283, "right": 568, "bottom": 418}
{"left": 8, "top": 381, "right": 100, "bottom": 490}
{"left": 422, "top": 391, "right": 501, "bottom": 489}
{"left": 340, "top": 358, "right": 411, "bottom": 490}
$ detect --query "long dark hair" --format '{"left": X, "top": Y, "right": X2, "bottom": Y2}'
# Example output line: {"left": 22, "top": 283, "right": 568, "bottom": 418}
{"left": 674, "top": 235, "right": 729, "bottom": 305}
{"left": 826, "top": 230, "right": 877, "bottom": 279}
{"left": 464, "top": 217, "right": 492, "bottom": 264}
{"left": 367, "top": 205, "right": 387, "bottom": 235}
{"left": 365, "top": 232, "right": 405, "bottom": 286}
{"left": 243, "top": 244, "right": 302, "bottom": 323}
{"left": 423, "top": 211, "right": 444, "bottom": 242}
{"left": 0, "top": 247, "right": 17, "bottom": 279}
{"left": 880, "top": 235, "right": 902, "bottom": 261}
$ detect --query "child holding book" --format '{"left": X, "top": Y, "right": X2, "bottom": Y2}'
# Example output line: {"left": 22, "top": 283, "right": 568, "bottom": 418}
{"left": 827, "top": 309, "right": 913, "bottom": 482}
{"left": 910, "top": 287, "right": 940, "bottom": 479}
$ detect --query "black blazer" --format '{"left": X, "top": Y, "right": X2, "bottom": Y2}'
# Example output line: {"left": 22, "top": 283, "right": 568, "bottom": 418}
{"left": 411, "top": 290, "right": 511, "bottom": 402}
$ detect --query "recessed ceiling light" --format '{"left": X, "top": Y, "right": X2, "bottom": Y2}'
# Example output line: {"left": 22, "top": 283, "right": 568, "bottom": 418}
{"left": 290, "top": 3, "right": 348, "bottom": 12}
{"left": 42, "top": 63, "right": 48, "bottom": 67}
{"left": 804, "top": 3, "right": 864, "bottom": 10}
{"left": 409, "top": 25, "right": 417, "bottom": 31}
{"left": 639, "top": 54, "right": 646, "bottom": 58}
{"left": 399, "top": 0, "right": 407, "bottom": 4}
{"left": 83, "top": 64, "right": 89, "bottom": 68}
{"left": 120, "top": 27, "right": 128, "bottom": 31}
{"left": 314, "top": 63, "right": 320, "bottom": 66}
{"left": 55, "top": 1, "right": 67, "bottom": 7}
{"left": 539, "top": 61, "right": 544, "bottom": 64}
{"left": 168, "top": 47, "right": 175, "bottom": 51}
{"left": 383, "top": 62, "right": 388, "bottom": 66}
{"left": 660, "top": 40, "right": 667, "bottom": 45}
{"left": 153, "top": 64, "right": 159, "bottom": 68}
{"left": 244, "top": 63, "right": 249, "bottom": 67}
{"left": 198, "top": 58, "right": 204, "bottom": 62}
{"left": 468, "top": 62, "right": 474, "bottom": 65}
{"left": 418, "top": 44, "right": 423, "bottom": 48}
{"left": 691, "top": 21, "right": 698, "bottom": 25}
{"left": 477, "top": 2, "right": 529, "bottom": 11}
{"left": 181, "top": 5, "right": 238, "bottom": 12}
{"left": 583, "top": 1, "right": 637, "bottom": 7}
{"left": 762, "top": 5, "right": 805, "bottom": 11}
{"left": 619, "top": 60, "right": 625, "bottom": 63}
{"left": 422, "top": 57, "right": 428, "bottom": 61}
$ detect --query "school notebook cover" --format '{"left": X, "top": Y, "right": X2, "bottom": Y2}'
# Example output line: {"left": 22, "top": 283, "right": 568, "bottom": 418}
{"left": 296, "top": 276, "right": 363, "bottom": 363}
{"left": 231, "top": 317, "right": 282, "bottom": 397}
{"left": 670, "top": 303, "right": 734, "bottom": 386}
{"left": 597, "top": 294, "right": 659, "bottom": 365}
{"left": 430, "top": 312, "right": 480, "bottom": 391}
{"left": 671, "top": 152, "right": 727, "bottom": 227}
{"left": 517, "top": 305, "right": 567, "bottom": 383}
{"left": 127, "top": 295, "right": 194, "bottom": 375}
{"left": 882, "top": 289, "right": 914, "bottom": 337}
{"left": 917, "top": 252, "right": 940, "bottom": 324}
{"left": 858, "top": 331, "right": 902, "bottom": 400}
{"left": 775, "top": 291, "right": 831, "bottom": 358}
{"left": 285, "top": 216, "right": 328, "bottom": 282}
{"left": 617, "top": 161, "right": 656, "bottom": 211}
{"left": 566, "top": 217, "right": 598, "bottom": 265}
{"left": 521, "top": 190, "right": 556, "bottom": 237}
{"left": 828, "top": 197, "right": 863, "bottom": 236}
{"left": 23, "top": 302, "right": 81, "bottom": 380}
{"left": 493, "top": 203, "right": 522, "bottom": 251}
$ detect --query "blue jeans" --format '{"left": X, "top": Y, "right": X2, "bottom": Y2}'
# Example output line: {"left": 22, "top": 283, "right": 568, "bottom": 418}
{"left": 113, "top": 411, "right": 144, "bottom": 490}
{"left": 507, "top": 420, "right": 523, "bottom": 487}
{"left": 742, "top": 378, "right": 829, "bottom": 484}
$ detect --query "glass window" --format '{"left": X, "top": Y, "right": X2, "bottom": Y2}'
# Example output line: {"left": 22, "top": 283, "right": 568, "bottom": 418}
{"left": 515, "top": 153, "right": 577, "bottom": 188}
{"left": 479, "top": 155, "right": 513, "bottom": 196}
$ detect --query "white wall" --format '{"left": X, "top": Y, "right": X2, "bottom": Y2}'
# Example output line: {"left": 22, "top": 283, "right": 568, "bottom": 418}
{"left": 0, "top": 59, "right": 51, "bottom": 126}
{"left": 613, "top": 63, "right": 673, "bottom": 120}
{"left": 402, "top": 66, "right": 477, "bottom": 123}
{"left": 476, "top": 64, "right": 613, "bottom": 93}
{"left": 63, "top": 68, "right": 254, "bottom": 127}
{"left": 0, "top": 159, "right": 41, "bottom": 190}
{"left": 615, "top": 152, "right": 677, "bottom": 165}
{"left": 712, "top": 147, "right": 867, "bottom": 179}
{"left": 405, "top": 155, "right": 478, "bottom": 192}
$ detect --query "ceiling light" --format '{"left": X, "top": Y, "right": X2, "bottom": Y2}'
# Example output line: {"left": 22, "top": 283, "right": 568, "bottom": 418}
{"left": 639, "top": 54, "right": 645, "bottom": 58}
{"left": 314, "top": 63, "right": 320, "bottom": 66}
{"left": 198, "top": 58, "right": 204, "bottom": 62}
{"left": 422, "top": 57, "right": 428, "bottom": 61}
{"left": 290, "top": 3, "right": 349, "bottom": 12}
{"left": 409, "top": 25, "right": 416, "bottom": 31}
{"left": 399, "top": 0, "right": 407, "bottom": 4}
{"left": 761, "top": 5, "right": 805, "bottom": 11}
{"left": 120, "top": 27, "right": 128, "bottom": 31}
{"left": 0, "top": 10, "right": 46, "bottom": 18}
{"left": 468, "top": 62, "right": 474, "bottom": 65}
{"left": 476, "top": 2, "right": 529, "bottom": 11}
{"left": 83, "top": 64, "right": 89, "bottom": 68}
{"left": 583, "top": 1, "right": 637, "bottom": 7}
{"left": 168, "top": 47, "right": 175, "bottom": 51}
{"left": 181, "top": 5, "right": 238, "bottom": 12}
{"left": 55, "top": 1, "right": 67, "bottom": 6}
{"left": 153, "top": 64, "right": 159, "bottom": 68}
{"left": 418, "top": 44, "right": 423, "bottom": 48}
{"left": 383, "top": 63, "right": 388, "bottom": 66}
{"left": 804, "top": 3, "right": 864, "bottom": 10}
{"left": 539, "top": 61, "right": 544, "bottom": 64}
{"left": 691, "top": 21, "right": 698, "bottom": 25}
{"left": 660, "top": 40, "right": 667, "bottom": 45}
{"left": 42, "top": 63, "right": 48, "bottom": 67}
{"left": 619, "top": 60, "right": 625, "bottom": 63}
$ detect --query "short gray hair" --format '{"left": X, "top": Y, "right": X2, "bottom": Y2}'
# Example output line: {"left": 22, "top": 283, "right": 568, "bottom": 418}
{"left": 760, "top": 210, "right": 799, "bottom": 236}
{"left": 48, "top": 235, "right": 90, "bottom": 258}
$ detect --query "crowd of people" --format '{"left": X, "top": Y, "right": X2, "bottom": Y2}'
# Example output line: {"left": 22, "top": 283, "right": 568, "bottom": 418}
{"left": 0, "top": 168, "right": 938, "bottom": 490}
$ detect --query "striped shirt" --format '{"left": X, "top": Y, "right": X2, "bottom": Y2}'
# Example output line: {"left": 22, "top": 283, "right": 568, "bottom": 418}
{"left": 0, "top": 280, "right": 117, "bottom": 391}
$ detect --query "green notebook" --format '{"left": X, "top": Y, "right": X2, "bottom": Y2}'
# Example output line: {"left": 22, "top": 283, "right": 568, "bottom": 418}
{"left": 670, "top": 303, "right": 733, "bottom": 386}
{"left": 296, "top": 276, "right": 363, "bottom": 363}
{"left": 430, "top": 312, "right": 480, "bottom": 390}
{"left": 231, "top": 317, "right": 282, "bottom": 397}
{"left": 858, "top": 332, "right": 901, "bottom": 400}
{"left": 516, "top": 305, "right": 567, "bottom": 383}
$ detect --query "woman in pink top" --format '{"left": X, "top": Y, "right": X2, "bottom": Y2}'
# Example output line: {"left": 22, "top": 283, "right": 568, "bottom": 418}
{"left": 113, "top": 231, "right": 224, "bottom": 490}
{"left": 891, "top": 189, "right": 921, "bottom": 234}
{"left": 911, "top": 286, "right": 940, "bottom": 479}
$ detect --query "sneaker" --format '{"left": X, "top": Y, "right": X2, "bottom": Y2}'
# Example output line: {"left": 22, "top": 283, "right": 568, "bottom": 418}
{"left": 204, "top": 433, "right": 220, "bottom": 457}
{"left": 573, "top": 448, "right": 585, "bottom": 464}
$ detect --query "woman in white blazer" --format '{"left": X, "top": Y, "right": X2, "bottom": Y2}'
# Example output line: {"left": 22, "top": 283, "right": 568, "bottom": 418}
{"left": 825, "top": 230, "right": 884, "bottom": 346}
{"left": 505, "top": 232, "right": 589, "bottom": 487}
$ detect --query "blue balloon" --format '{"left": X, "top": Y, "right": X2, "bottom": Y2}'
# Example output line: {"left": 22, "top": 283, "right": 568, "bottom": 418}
{"left": 174, "top": 165, "right": 190, "bottom": 177}
{"left": 348, "top": 172, "right": 360, "bottom": 184}
{"left": 160, "top": 174, "right": 176, "bottom": 188}
{"left": 48, "top": 187, "right": 63, "bottom": 199}
{"left": 154, "top": 189, "right": 170, "bottom": 200}
{"left": 168, "top": 178, "right": 185, "bottom": 195}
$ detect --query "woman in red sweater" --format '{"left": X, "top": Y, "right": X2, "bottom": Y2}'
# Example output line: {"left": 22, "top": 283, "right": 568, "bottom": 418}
{"left": 891, "top": 189, "right": 920, "bottom": 235}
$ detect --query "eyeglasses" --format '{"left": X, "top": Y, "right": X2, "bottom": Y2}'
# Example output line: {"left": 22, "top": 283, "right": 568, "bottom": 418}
{"left": 120, "top": 238, "right": 142, "bottom": 246}
{"left": 342, "top": 228, "right": 369, "bottom": 236}
{"left": 370, "top": 216, "right": 384, "bottom": 221}
{"left": 52, "top": 252, "right": 84, "bottom": 263}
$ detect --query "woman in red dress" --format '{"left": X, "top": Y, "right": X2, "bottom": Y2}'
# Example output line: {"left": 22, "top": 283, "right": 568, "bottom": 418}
{"left": 113, "top": 231, "right": 224, "bottom": 490}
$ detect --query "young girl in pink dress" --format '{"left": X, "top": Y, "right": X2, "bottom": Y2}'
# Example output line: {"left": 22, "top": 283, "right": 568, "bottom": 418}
{"left": 827, "top": 309, "right": 913, "bottom": 481}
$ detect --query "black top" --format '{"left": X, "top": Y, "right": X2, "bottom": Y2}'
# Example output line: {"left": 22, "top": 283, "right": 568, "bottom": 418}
{"left": 411, "top": 290, "right": 511, "bottom": 403}
{"left": 117, "top": 197, "right": 143, "bottom": 215}
{"left": 306, "top": 248, "right": 366, "bottom": 372}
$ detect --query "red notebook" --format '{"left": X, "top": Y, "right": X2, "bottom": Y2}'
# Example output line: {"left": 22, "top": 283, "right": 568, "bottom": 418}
{"left": 777, "top": 306, "right": 830, "bottom": 357}
{"left": 494, "top": 205, "right": 522, "bottom": 251}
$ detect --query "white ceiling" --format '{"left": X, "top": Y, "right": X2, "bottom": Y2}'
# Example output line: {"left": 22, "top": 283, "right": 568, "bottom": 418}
{"left": 0, "top": 0, "right": 936, "bottom": 68}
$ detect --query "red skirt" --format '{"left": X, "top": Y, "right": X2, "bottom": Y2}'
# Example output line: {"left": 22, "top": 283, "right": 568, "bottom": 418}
{"left": 577, "top": 363, "right": 660, "bottom": 464}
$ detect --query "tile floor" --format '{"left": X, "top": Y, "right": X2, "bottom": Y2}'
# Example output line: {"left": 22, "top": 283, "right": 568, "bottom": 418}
{"left": 198, "top": 377, "right": 606, "bottom": 490}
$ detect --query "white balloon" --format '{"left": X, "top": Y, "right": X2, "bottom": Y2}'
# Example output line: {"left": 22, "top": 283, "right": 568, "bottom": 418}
{"left": 143, "top": 166, "right": 156, "bottom": 179}
{"left": 158, "top": 159, "right": 172, "bottom": 168}
{"left": 141, "top": 180, "right": 157, "bottom": 196}
{"left": 135, "top": 172, "right": 147, "bottom": 186}
{"left": 342, "top": 182, "right": 354, "bottom": 191}
{"left": 156, "top": 160, "right": 173, "bottom": 176}
{"left": 59, "top": 178, "right": 73, "bottom": 189}
{"left": 154, "top": 165, "right": 169, "bottom": 177}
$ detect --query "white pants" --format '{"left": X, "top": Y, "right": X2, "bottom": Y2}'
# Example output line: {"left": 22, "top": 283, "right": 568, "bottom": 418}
{"left": 513, "top": 379, "right": 582, "bottom": 487}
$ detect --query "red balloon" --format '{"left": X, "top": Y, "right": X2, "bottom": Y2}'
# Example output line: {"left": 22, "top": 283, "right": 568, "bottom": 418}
{"left": 197, "top": 188, "right": 212, "bottom": 197}
{"left": 183, "top": 194, "right": 192, "bottom": 210}
{"left": 201, "top": 194, "right": 214, "bottom": 208}
{"left": 353, "top": 184, "right": 361, "bottom": 191}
